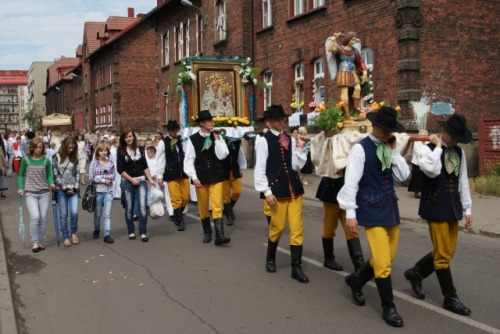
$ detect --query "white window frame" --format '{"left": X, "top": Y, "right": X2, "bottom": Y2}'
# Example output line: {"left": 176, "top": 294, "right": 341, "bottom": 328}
{"left": 178, "top": 23, "right": 184, "bottom": 60}
{"left": 163, "top": 31, "right": 170, "bottom": 66}
{"left": 95, "top": 108, "right": 99, "bottom": 126}
{"left": 263, "top": 71, "right": 273, "bottom": 109}
{"left": 108, "top": 104, "right": 112, "bottom": 125}
{"left": 294, "top": 63, "right": 304, "bottom": 113}
{"left": 196, "top": 14, "right": 203, "bottom": 54}
{"left": 361, "top": 47, "right": 374, "bottom": 71}
{"left": 313, "top": 58, "right": 324, "bottom": 104}
{"left": 313, "top": 0, "right": 325, "bottom": 8}
{"left": 294, "top": 0, "right": 307, "bottom": 15}
{"left": 262, "top": 0, "right": 272, "bottom": 28}
{"left": 173, "top": 26, "right": 177, "bottom": 61}
{"left": 217, "top": 1, "right": 227, "bottom": 41}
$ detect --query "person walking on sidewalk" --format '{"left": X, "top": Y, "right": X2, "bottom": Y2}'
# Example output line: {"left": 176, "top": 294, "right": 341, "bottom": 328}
{"left": 157, "top": 120, "right": 190, "bottom": 231}
{"left": 184, "top": 110, "right": 230, "bottom": 245}
{"left": 88, "top": 142, "right": 116, "bottom": 243}
{"left": 254, "top": 105, "right": 309, "bottom": 283}
{"left": 17, "top": 137, "right": 56, "bottom": 252}
{"left": 222, "top": 137, "right": 247, "bottom": 225}
{"left": 337, "top": 106, "right": 409, "bottom": 327}
{"left": 316, "top": 175, "right": 364, "bottom": 272}
{"left": 52, "top": 136, "right": 81, "bottom": 247}
{"left": 404, "top": 114, "right": 473, "bottom": 316}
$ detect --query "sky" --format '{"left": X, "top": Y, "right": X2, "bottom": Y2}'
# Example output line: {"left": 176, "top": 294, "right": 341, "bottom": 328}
{"left": 0, "top": 0, "right": 156, "bottom": 70}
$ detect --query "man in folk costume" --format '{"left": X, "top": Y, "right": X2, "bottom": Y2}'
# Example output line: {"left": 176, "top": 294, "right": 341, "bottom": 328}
{"left": 221, "top": 136, "right": 247, "bottom": 225}
{"left": 254, "top": 105, "right": 309, "bottom": 283}
{"left": 337, "top": 106, "right": 409, "bottom": 327}
{"left": 157, "top": 120, "right": 190, "bottom": 231}
{"left": 184, "top": 110, "right": 230, "bottom": 245}
{"left": 404, "top": 114, "right": 472, "bottom": 316}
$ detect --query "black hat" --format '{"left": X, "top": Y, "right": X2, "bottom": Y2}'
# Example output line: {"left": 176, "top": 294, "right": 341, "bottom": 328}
{"left": 262, "top": 104, "right": 291, "bottom": 120}
{"left": 367, "top": 106, "right": 404, "bottom": 133}
{"left": 195, "top": 110, "right": 214, "bottom": 122}
{"left": 438, "top": 114, "right": 472, "bottom": 144}
{"left": 166, "top": 120, "right": 180, "bottom": 130}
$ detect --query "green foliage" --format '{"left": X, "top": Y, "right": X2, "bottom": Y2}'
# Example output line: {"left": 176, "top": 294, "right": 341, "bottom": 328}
{"left": 470, "top": 163, "right": 500, "bottom": 197}
{"left": 22, "top": 109, "right": 41, "bottom": 131}
{"left": 308, "top": 99, "right": 344, "bottom": 131}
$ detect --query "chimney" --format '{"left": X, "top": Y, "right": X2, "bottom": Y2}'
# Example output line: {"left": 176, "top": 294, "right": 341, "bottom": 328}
{"left": 128, "top": 7, "right": 135, "bottom": 18}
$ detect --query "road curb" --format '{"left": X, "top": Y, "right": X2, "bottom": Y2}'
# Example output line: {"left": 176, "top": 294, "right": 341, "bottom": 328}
{"left": 0, "top": 215, "right": 19, "bottom": 334}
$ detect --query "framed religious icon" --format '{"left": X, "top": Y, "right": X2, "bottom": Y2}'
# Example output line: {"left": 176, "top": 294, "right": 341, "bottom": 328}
{"left": 191, "top": 59, "right": 245, "bottom": 118}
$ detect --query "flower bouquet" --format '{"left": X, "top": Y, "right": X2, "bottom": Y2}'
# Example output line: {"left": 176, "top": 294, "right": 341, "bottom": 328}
{"left": 309, "top": 99, "right": 345, "bottom": 137}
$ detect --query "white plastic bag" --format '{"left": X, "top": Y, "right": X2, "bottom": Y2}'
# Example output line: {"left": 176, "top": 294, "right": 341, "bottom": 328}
{"left": 148, "top": 187, "right": 165, "bottom": 220}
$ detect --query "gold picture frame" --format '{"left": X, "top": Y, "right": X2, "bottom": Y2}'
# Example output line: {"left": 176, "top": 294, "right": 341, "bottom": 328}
{"left": 191, "top": 60, "right": 244, "bottom": 118}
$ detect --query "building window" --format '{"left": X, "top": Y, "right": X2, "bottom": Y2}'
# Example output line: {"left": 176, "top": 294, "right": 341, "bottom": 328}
{"left": 263, "top": 0, "right": 272, "bottom": 28}
{"left": 291, "top": 0, "right": 323, "bottom": 16}
{"left": 294, "top": 0, "right": 307, "bottom": 15}
{"left": 361, "top": 47, "right": 374, "bottom": 71}
{"left": 294, "top": 63, "right": 304, "bottom": 113}
{"left": 177, "top": 23, "right": 184, "bottom": 60}
{"left": 313, "top": 0, "right": 325, "bottom": 7}
{"left": 108, "top": 63, "right": 112, "bottom": 85}
{"left": 263, "top": 71, "right": 272, "bottom": 109}
{"left": 196, "top": 14, "right": 203, "bottom": 54}
{"left": 217, "top": 0, "right": 227, "bottom": 41}
{"left": 163, "top": 31, "right": 170, "bottom": 66}
{"left": 185, "top": 19, "right": 190, "bottom": 57}
{"left": 313, "top": 58, "right": 324, "bottom": 104}
{"left": 165, "top": 84, "right": 170, "bottom": 122}
{"left": 108, "top": 104, "right": 112, "bottom": 125}
{"left": 95, "top": 108, "right": 99, "bottom": 126}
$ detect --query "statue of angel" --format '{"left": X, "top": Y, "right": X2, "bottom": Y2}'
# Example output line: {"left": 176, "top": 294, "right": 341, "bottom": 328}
{"left": 325, "top": 32, "right": 368, "bottom": 117}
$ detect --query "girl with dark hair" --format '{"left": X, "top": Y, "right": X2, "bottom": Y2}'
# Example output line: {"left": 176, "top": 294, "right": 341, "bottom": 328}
{"left": 117, "top": 128, "right": 155, "bottom": 242}
{"left": 52, "top": 136, "right": 80, "bottom": 247}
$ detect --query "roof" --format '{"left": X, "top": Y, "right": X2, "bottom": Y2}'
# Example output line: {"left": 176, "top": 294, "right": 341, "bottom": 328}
{"left": 106, "top": 16, "right": 139, "bottom": 31}
{"left": 0, "top": 70, "right": 28, "bottom": 85}
{"left": 46, "top": 57, "right": 79, "bottom": 88}
{"left": 83, "top": 21, "right": 106, "bottom": 59}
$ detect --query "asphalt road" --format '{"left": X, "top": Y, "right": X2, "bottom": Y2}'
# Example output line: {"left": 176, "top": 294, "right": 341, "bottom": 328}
{"left": 1, "top": 182, "right": 500, "bottom": 334}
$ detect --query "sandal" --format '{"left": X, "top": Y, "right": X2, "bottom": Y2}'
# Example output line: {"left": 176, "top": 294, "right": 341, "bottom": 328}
{"left": 63, "top": 239, "right": 72, "bottom": 247}
{"left": 71, "top": 234, "right": 79, "bottom": 244}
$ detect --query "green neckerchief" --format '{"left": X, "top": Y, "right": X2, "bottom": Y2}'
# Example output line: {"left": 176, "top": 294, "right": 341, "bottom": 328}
{"left": 374, "top": 141, "right": 393, "bottom": 171}
{"left": 444, "top": 147, "right": 460, "bottom": 176}
{"left": 170, "top": 138, "right": 178, "bottom": 151}
{"left": 201, "top": 135, "right": 212, "bottom": 152}
{"left": 226, "top": 139, "right": 236, "bottom": 150}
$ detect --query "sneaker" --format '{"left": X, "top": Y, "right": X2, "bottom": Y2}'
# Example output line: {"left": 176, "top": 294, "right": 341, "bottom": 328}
{"left": 71, "top": 234, "right": 79, "bottom": 244}
{"left": 141, "top": 234, "right": 149, "bottom": 242}
{"left": 128, "top": 233, "right": 137, "bottom": 240}
{"left": 103, "top": 236, "right": 114, "bottom": 244}
{"left": 93, "top": 230, "right": 100, "bottom": 239}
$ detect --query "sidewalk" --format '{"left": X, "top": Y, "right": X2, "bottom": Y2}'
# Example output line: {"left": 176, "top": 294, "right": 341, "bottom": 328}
{"left": 240, "top": 168, "right": 500, "bottom": 238}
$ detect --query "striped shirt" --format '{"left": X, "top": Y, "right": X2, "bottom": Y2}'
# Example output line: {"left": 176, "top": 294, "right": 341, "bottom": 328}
{"left": 18, "top": 156, "right": 54, "bottom": 193}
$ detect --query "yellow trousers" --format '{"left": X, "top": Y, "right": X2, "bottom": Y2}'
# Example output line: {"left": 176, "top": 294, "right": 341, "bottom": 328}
{"left": 365, "top": 226, "right": 400, "bottom": 278}
{"left": 263, "top": 200, "right": 271, "bottom": 217}
{"left": 322, "top": 202, "right": 358, "bottom": 240}
{"left": 269, "top": 196, "right": 304, "bottom": 245}
{"left": 427, "top": 220, "right": 458, "bottom": 269}
{"left": 195, "top": 182, "right": 223, "bottom": 220}
{"left": 167, "top": 178, "right": 190, "bottom": 210}
{"left": 223, "top": 172, "right": 242, "bottom": 204}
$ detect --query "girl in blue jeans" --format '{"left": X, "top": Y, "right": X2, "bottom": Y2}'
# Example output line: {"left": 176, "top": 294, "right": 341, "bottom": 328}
{"left": 89, "top": 142, "right": 116, "bottom": 243}
{"left": 17, "top": 137, "right": 56, "bottom": 252}
{"left": 116, "top": 128, "right": 155, "bottom": 242}
{"left": 52, "top": 136, "right": 80, "bottom": 247}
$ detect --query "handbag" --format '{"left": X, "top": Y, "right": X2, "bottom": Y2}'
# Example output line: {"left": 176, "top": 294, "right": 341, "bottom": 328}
{"left": 81, "top": 183, "right": 96, "bottom": 213}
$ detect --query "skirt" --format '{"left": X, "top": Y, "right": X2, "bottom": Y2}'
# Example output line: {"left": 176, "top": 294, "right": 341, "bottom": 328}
{"left": 301, "top": 153, "right": 314, "bottom": 174}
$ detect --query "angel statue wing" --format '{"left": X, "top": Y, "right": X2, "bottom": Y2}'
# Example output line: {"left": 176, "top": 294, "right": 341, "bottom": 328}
{"left": 325, "top": 36, "right": 338, "bottom": 80}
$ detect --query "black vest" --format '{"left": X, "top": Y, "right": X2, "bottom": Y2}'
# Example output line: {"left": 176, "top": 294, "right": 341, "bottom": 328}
{"left": 316, "top": 176, "right": 344, "bottom": 204}
{"left": 418, "top": 144, "right": 463, "bottom": 221}
{"left": 260, "top": 131, "right": 304, "bottom": 200}
{"left": 190, "top": 132, "right": 225, "bottom": 185}
{"left": 355, "top": 137, "right": 400, "bottom": 227}
{"left": 162, "top": 136, "right": 188, "bottom": 181}
{"left": 222, "top": 139, "right": 242, "bottom": 180}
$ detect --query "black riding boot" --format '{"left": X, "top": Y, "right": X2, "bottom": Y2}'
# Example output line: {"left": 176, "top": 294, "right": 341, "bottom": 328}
{"left": 346, "top": 237, "right": 365, "bottom": 271}
{"left": 266, "top": 239, "right": 279, "bottom": 273}
{"left": 436, "top": 267, "right": 471, "bottom": 315}
{"left": 201, "top": 218, "right": 212, "bottom": 243}
{"left": 375, "top": 276, "right": 404, "bottom": 327}
{"left": 345, "top": 261, "right": 375, "bottom": 306}
{"left": 214, "top": 218, "right": 231, "bottom": 246}
{"left": 404, "top": 252, "right": 434, "bottom": 299}
{"left": 290, "top": 245, "right": 309, "bottom": 283}
{"left": 265, "top": 215, "right": 271, "bottom": 225}
{"left": 223, "top": 203, "right": 234, "bottom": 225}
{"left": 322, "top": 238, "right": 343, "bottom": 271}
{"left": 174, "top": 208, "right": 185, "bottom": 231}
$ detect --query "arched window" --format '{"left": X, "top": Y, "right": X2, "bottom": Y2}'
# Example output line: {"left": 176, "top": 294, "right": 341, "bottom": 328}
{"left": 313, "top": 58, "right": 324, "bottom": 104}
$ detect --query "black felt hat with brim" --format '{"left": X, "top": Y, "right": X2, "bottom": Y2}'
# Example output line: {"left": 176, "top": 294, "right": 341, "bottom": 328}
{"left": 195, "top": 110, "right": 214, "bottom": 122}
{"left": 262, "top": 104, "right": 291, "bottom": 120}
{"left": 367, "top": 106, "right": 404, "bottom": 133}
{"left": 166, "top": 120, "right": 180, "bottom": 130}
{"left": 438, "top": 114, "right": 472, "bottom": 144}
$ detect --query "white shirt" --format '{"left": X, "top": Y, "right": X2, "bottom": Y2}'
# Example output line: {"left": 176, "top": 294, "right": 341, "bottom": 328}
{"left": 337, "top": 134, "right": 410, "bottom": 219}
{"left": 418, "top": 143, "right": 472, "bottom": 216}
{"left": 156, "top": 134, "right": 179, "bottom": 180}
{"left": 183, "top": 130, "right": 229, "bottom": 181}
{"left": 146, "top": 155, "right": 158, "bottom": 178}
{"left": 254, "top": 129, "right": 307, "bottom": 197}
{"left": 236, "top": 146, "right": 248, "bottom": 171}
